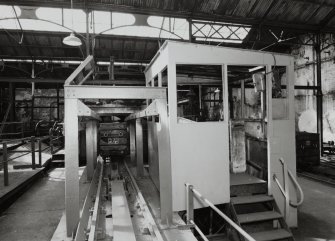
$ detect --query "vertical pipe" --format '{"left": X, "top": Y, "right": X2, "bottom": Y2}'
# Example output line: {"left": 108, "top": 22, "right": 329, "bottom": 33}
{"left": 85, "top": 10, "right": 90, "bottom": 57}
{"left": 31, "top": 95, "right": 35, "bottom": 131}
{"left": 188, "top": 19, "right": 192, "bottom": 42}
{"left": 241, "top": 80, "right": 245, "bottom": 119}
{"left": 315, "top": 34, "right": 323, "bottom": 155}
{"left": 38, "top": 139, "right": 42, "bottom": 166}
{"left": 3, "top": 143, "right": 9, "bottom": 186}
{"left": 31, "top": 136, "right": 35, "bottom": 169}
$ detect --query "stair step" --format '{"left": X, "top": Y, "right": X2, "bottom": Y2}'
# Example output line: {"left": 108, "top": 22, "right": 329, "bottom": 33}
{"left": 231, "top": 195, "right": 274, "bottom": 205}
{"left": 238, "top": 211, "right": 282, "bottom": 224}
{"left": 251, "top": 229, "right": 292, "bottom": 241}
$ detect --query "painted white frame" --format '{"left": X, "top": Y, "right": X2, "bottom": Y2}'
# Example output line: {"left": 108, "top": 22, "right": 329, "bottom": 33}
{"left": 145, "top": 41, "right": 297, "bottom": 226}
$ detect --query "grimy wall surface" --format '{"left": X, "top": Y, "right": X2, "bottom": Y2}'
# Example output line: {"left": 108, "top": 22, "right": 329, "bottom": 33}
{"left": 293, "top": 36, "right": 335, "bottom": 142}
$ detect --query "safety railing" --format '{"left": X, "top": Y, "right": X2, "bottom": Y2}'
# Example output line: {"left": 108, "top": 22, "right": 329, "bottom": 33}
{"left": 0, "top": 133, "right": 64, "bottom": 187}
{"left": 272, "top": 158, "right": 304, "bottom": 219}
{"left": 185, "top": 183, "right": 256, "bottom": 241}
{"left": 0, "top": 121, "right": 30, "bottom": 139}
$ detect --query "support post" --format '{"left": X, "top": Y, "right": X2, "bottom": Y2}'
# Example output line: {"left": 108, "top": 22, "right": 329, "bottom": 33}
{"left": 129, "top": 120, "right": 136, "bottom": 165}
{"left": 315, "top": 34, "right": 323, "bottom": 155}
{"left": 188, "top": 19, "right": 193, "bottom": 42}
{"left": 64, "top": 98, "right": 80, "bottom": 237}
{"left": 241, "top": 80, "right": 245, "bottom": 118}
{"left": 86, "top": 120, "right": 95, "bottom": 180}
{"left": 85, "top": 10, "right": 90, "bottom": 57}
{"left": 135, "top": 118, "right": 143, "bottom": 177}
{"left": 156, "top": 99, "right": 173, "bottom": 225}
{"left": 38, "top": 139, "right": 42, "bottom": 166}
{"left": 3, "top": 143, "right": 8, "bottom": 186}
{"left": 186, "top": 184, "right": 194, "bottom": 224}
{"left": 31, "top": 136, "right": 35, "bottom": 169}
{"left": 93, "top": 121, "right": 98, "bottom": 169}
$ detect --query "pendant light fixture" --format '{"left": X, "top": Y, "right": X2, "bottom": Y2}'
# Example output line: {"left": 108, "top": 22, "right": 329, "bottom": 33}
{"left": 63, "top": 0, "right": 82, "bottom": 46}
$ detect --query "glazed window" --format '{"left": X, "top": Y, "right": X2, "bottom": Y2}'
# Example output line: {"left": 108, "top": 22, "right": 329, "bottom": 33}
{"left": 272, "top": 66, "right": 288, "bottom": 120}
{"left": 176, "top": 64, "right": 224, "bottom": 123}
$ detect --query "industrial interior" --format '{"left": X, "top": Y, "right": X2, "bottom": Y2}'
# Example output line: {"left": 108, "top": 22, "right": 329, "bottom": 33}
{"left": 0, "top": 1, "right": 335, "bottom": 241}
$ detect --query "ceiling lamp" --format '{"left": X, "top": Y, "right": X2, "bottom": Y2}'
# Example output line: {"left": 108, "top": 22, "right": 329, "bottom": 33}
{"left": 63, "top": 32, "right": 82, "bottom": 46}
{"left": 62, "top": 0, "right": 82, "bottom": 46}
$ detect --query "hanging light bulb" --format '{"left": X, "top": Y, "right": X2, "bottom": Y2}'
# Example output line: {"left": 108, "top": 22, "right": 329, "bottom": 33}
{"left": 62, "top": 0, "right": 82, "bottom": 46}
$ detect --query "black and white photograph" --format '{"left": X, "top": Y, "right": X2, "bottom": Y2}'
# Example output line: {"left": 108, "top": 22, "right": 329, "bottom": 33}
{"left": 0, "top": 1, "right": 334, "bottom": 241}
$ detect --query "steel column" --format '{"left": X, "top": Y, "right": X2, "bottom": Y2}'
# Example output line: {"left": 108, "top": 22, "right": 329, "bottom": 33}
{"left": 315, "top": 34, "right": 323, "bottom": 155}
{"left": 31, "top": 136, "right": 35, "bottom": 169}
{"left": 86, "top": 120, "right": 95, "bottom": 180}
{"left": 64, "top": 98, "right": 80, "bottom": 237}
{"left": 93, "top": 121, "right": 98, "bottom": 169}
{"left": 129, "top": 121, "right": 136, "bottom": 165}
{"left": 85, "top": 10, "right": 90, "bottom": 56}
{"left": 241, "top": 80, "right": 245, "bottom": 118}
{"left": 3, "top": 143, "right": 8, "bottom": 186}
{"left": 156, "top": 99, "right": 173, "bottom": 225}
{"left": 135, "top": 119, "right": 143, "bottom": 177}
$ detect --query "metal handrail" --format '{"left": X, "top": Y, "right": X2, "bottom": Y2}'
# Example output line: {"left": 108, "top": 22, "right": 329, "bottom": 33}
{"left": 185, "top": 184, "right": 256, "bottom": 241}
{"left": 1, "top": 134, "right": 63, "bottom": 186}
{"left": 273, "top": 158, "right": 304, "bottom": 210}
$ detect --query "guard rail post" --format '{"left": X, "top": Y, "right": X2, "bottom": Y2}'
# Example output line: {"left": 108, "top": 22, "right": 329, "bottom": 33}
{"left": 3, "top": 143, "right": 9, "bottom": 186}
{"left": 38, "top": 138, "right": 42, "bottom": 166}
{"left": 31, "top": 136, "right": 36, "bottom": 169}
{"left": 186, "top": 183, "right": 194, "bottom": 224}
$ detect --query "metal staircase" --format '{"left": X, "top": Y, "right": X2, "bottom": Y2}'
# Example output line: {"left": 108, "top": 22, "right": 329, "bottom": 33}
{"left": 231, "top": 194, "right": 294, "bottom": 241}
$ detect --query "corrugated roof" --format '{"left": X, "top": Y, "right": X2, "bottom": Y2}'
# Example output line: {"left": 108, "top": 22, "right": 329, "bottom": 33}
{"left": 0, "top": 0, "right": 335, "bottom": 62}
{"left": 0, "top": 30, "right": 159, "bottom": 62}
{"left": 2, "top": 0, "right": 335, "bottom": 32}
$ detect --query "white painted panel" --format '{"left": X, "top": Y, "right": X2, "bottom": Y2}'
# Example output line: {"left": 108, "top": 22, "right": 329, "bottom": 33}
{"left": 148, "top": 121, "right": 160, "bottom": 189}
{"left": 267, "top": 63, "right": 297, "bottom": 227}
{"left": 170, "top": 122, "right": 230, "bottom": 211}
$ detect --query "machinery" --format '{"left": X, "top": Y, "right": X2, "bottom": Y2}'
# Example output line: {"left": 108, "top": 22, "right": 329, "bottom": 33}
{"left": 99, "top": 122, "right": 129, "bottom": 158}
{"left": 53, "top": 41, "right": 304, "bottom": 241}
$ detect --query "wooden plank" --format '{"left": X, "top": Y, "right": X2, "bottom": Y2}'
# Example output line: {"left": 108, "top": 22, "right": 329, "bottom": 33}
{"left": 112, "top": 180, "right": 136, "bottom": 241}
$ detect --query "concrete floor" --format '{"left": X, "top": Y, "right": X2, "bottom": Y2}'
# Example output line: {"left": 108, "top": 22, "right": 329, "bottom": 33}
{"left": 0, "top": 167, "right": 334, "bottom": 241}
{"left": 0, "top": 168, "right": 65, "bottom": 241}
{"left": 292, "top": 177, "right": 335, "bottom": 241}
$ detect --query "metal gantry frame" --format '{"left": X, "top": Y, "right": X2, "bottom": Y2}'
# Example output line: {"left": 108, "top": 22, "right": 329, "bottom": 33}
{"left": 63, "top": 55, "right": 169, "bottom": 237}
{"left": 144, "top": 40, "right": 299, "bottom": 227}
